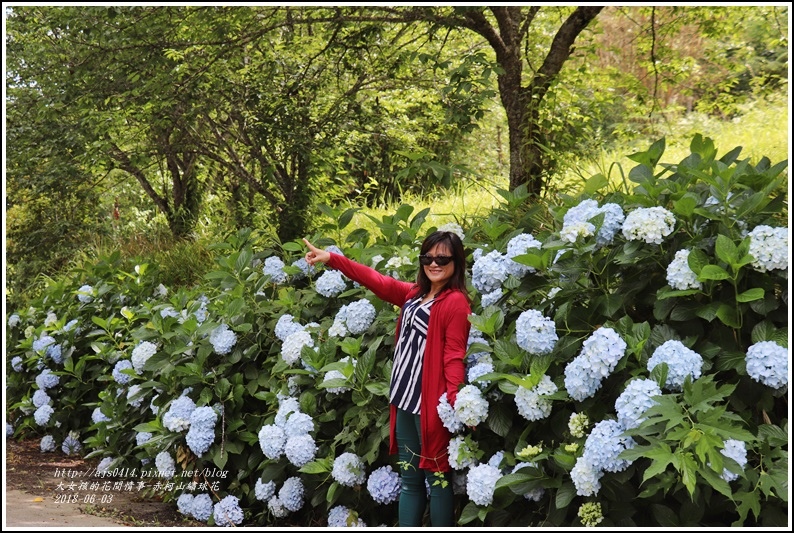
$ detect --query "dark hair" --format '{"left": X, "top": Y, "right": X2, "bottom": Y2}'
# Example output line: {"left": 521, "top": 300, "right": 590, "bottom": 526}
{"left": 416, "top": 230, "right": 469, "bottom": 301}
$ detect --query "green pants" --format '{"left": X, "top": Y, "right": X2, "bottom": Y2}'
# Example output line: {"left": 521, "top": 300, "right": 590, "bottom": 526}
{"left": 396, "top": 408, "right": 455, "bottom": 527}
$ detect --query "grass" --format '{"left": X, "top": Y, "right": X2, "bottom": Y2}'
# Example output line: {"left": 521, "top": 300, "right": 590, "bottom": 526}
{"left": 333, "top": 93, "right": 789, "bottom": 245}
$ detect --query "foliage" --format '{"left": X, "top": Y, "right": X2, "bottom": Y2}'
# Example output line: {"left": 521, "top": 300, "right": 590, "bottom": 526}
{"left": 6, "top": 135, "right": 788, "bottom": 527}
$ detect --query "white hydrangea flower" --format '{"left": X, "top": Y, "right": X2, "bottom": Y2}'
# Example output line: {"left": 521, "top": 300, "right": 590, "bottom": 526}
{"left": 621, "top": 206, "right": 676, "bottom": 244}
{"left": 666, "top": 249, "right": 702, "bottom": 290}
{"left": 437, "top": 222, "right": 465, "bottom": 241}
{"left": 748, "top": 225, "right": 788, "bottom": 272}
{"left": 454, "top": 385, "right": 489, "bottom": 427}
{"left": 515, "top": 374, "right": 558, "bottom": 421}
{"left": 515, "top": 309, "right": 558, "bottom": 355}
{"left": 281, "top": 330, "right": 314, "bottom": 366}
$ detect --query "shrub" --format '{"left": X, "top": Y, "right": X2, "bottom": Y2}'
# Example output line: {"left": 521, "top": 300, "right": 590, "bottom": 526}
{"left": 5, "top": 134, "right": 788, "bottom": 527}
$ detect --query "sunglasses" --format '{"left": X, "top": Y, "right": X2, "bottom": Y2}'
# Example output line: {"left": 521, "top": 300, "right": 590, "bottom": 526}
{"left": 419, "top": 254, "right": 453, "bottom": 266}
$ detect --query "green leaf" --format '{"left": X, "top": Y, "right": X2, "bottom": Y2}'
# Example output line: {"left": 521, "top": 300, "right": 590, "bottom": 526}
{"left": 698, "top": 265, "right": 730, "bottom": 281}
{"left": 714, "top": 234, "right": 738, "bottom": 266}
{"left": 687, "top": 249, "right": 709, "bottom": 275}
{"left": 583, "top": 173, "right": 608, "bottom": 194}
{"left": 554, "top": 484, "right": 576, "bottom": 509}
{"left": 672, "top": 194, "right": 698, "bottom": 217}
{"left": 736, "top": 288, "right": 764, "bottom": 302}
{"left": 715, "top": 304, "right": 740, "bottom": 328}
{"left": 299, "top": 458, "right": 332, "bottom": 474}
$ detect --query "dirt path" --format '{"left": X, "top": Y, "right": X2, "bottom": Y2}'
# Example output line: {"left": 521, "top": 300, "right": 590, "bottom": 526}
{"left": 4, "top": 438, "right": 203, "bottom": 528}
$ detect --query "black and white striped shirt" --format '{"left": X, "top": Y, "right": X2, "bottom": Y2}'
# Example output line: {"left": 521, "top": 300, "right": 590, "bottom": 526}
{"left": 390, "top": 296, "right": 434, "bottom": 414}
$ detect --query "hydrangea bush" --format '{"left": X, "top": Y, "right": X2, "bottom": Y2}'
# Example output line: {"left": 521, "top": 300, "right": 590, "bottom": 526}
{"left": 5, "top": 136, "right": 788, "bottom": 527}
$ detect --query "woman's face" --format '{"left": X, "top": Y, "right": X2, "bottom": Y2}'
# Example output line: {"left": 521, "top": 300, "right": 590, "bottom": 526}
{"left": 423, "top": 243, "right": 455, "bottom": 290}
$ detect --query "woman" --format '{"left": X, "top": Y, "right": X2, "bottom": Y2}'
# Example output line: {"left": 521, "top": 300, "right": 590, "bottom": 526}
{"left": 303, "top": 230, "right": 471, "bottom": 527}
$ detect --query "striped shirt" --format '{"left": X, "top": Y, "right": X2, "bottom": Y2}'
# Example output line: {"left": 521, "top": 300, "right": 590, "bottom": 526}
{"left": 390, "top": 296, "right": 434, "bottom": 414}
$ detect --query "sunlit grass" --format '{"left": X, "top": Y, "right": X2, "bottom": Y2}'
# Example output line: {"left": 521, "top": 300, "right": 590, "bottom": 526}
{"left": 344, "top": 93, "right": 788, "bottom": 240}
{"left": 557, "top": 93, "right": 789, "bottom": 195}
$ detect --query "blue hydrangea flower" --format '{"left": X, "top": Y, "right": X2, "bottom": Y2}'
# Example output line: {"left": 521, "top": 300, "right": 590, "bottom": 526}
{"left": 583, "top": 419, "right": 636, "bottom": 473}
{"left": 213, "top": 494, "right": 244, "bottom": 527}
{"left": 185, "top": 406, "right": 218, "bottom": 456}
{"left": 745, "top": 341, "right": 788, "bottom": 390}
{"left": 367, "top": 465, "right": 401, "bottom": 504}
{"left": 331, "top": 452, "right": 367, "bottom": 487}
{"left": 328, "top": 505, "right": 366, "bottom": 527}
{"left": 8, "top": 314, "right": 21, "bottom": 328}
{"left": 155, "top": 451, "right": 176, "bottom": 478}
{"left": 97, "top": 457, "right": 114, "bottom": 473}
{"left": 177, "top": 493, "right": 194, "bottom": 516}
{"left": 77, "top": 284, "right": 94, "bottom": 303}
{"left": 315, "top": 270, "right": 347, "bottom": 297}
{"left": 283, "top": 411, "right": 314, "bottom": 437}
{"left": 91, "top": 407, "right": 110, "bottom": 424}
{"left": 562, "top": 199, "right": 624, "bottom": 246}
{"left": 160, "top": 306, "right": 180, "bottom": 319}
{"left": 127, "top": 384, "right": 144, "bottom": 408}
{"left": 480, "top": 288, "right": 503, "bottom": 309}
{"left": 32, "top": 389, "right": 52, "bottom": 408}
{"left": 136, "top": 432, "right": 152, "bottom": 446}
{"left": 33, "top": 335, "right": 56, "bottom": 353}
{"left": 209, "top": 323, "right": 237, "bottom": 355}
{"left": 258, "top": 424, "right": 287, "bottom": 459}
{"left": 255, "top": 479, "right": 276, "bottom": 501}
{"left": 112, "top": 360, "right": 134, "bottom": 385}
{"left": 275, "top": 397, "right": 301, "bottom": 427}
{"left": 748, "top": 225, "right": 788, "bottom": 272}
{"left": 515, "top": 309, "right": 558, "bottom": 355}
{"left": 61, "top": 431, "right": 82, "bottom": 455}
{"left": 344, "top": 299, "right": 377, "bottom": 334}
{"left": 281, "top": 330, "right": 314, "bottom": 366}
{"left": 621, "top": 206, "right": 676, "bottom": 244}
{"left": 40, "top": 434, "right": 56, "bottom": 452}
{"left": 488, "top": 450, "right": 506, "bottom": 469}
{"left": 163, "top": 396, "right": 197, "bottom": 432}
{"left": 467, "top": 360, "right": 494, "bottom": 389}
{"left": 511, "top": 463, "right": 544, "bottom": 501}
{"left": 454, "top": 385, "right": 489, "bottom": 427}
{"left": 564, "top": 327, "right": 627, "bottom": 401}
{"left": 596, "top": 203, "right": 626, "bottom": 246}
{"left": 275, "top": 314, "right": 304, "bottom": 342}
{"left": 267, "top": 496, "right": 289, "bottom": 518}
{"left": 278, "top": 477, "right": 304, "bottom": 512}
{"left": 666, "top": 249, "right": 702, "bottom": 290}
{"left": 647, "top": 340, "right": 703, "bottom": 391}
{"left": 571, "top": 456, "right": 603, "bottom": 497}
{"left": 285, "top": 434, "right": 317, "bottom": 467}
{"left": 515, "top": 374, "right": 558, "bottom": 421}
{"left": 718, "top": 439, "right": 748, "bottom": 482}
{"left": 472, "top": 250, "right": 509, "bottom": 294}
{"left": 263, "top": 256, "right": 288, "bottom": 284}
{"left": 437, "top": 392, "right": 463, "bottom": 433}
{"left": 46, "top": 343, "right": 63, "bottom": 365}
{"left": 62, "top": 318, "right": 79, "bottom": 333}
{"left": 466, "top": 463, "right": 502, "bottom": 506}
{"left": 505, "top": 233, "right": 542, "bottom": 277}
{"left": 131, "top": 341, "right": 158, "bottom": 374}
{"left": 614, "top": 378, "right": 663, "bottom": 430}
{"left": 11, "top": 356, "right": 23, "bottom": 372}
{"left": 191, "top": 493, "right": 213, "bottom": 522}
{"left": 35, "top": 369, "right": 60, "bottom": 390}
{"left": 292, "top": 257, "right": 314, "bottom": 279}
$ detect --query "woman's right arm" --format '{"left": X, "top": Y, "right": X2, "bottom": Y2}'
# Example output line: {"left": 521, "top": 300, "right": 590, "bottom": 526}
{"left": 303, "top": 238, "right": 413, "bottom": 307}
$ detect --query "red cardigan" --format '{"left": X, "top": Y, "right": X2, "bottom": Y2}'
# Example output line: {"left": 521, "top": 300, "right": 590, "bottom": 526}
{"left": 326, "top": 252, "right": 471, "bottom": 472}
